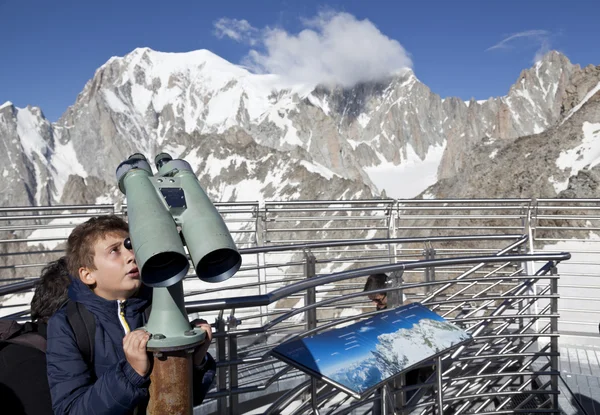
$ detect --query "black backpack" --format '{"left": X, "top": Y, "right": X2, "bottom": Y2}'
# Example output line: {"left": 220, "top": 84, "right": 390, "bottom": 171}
{"left": 0, "top": 320, "right": 47, "bottom": 353}
{"left": 0, "top": 303, "right": 97, "bottom": 364}
{"left": 66, "top": 301, "right": 96, "bottom": 368}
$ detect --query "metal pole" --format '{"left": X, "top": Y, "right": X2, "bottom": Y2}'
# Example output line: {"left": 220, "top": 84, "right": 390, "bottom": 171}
{"left": 394, "top": 372, "right": 406, "bottom": 412}
{"left": 387, "top": 201, "right": 397, "bottom": 264}
{"left": 311, "top": 377, "right": 320, "bottom": 415}
{"left": 388, "top": 268, "right": 405, "bottom": 308}
{"left": 305, "top": 250, "right": 317, "bottom": 331}
{"left": 144, "top": 283, "right": 205, "bottom": 415}
{"left": 436, "top": 355, "right": 444, "bottom": 414}
{"left": 380, "top": 385, "right": 387, "bottom": 415}
{"left": 429, "top": 244, "right": 436, "bottom": 286}
{"left": 147, "top": 349, "right": 194, "bottom": 414}
{"left": 216, "top": 311, "right": 228, "bottom": 415}
{"left": 228, "top": 312, "right": 239, "bottom": 415}
{"left": 255, "top": 206, "right": 269, "bottom": 327}
{"left": 304, "top": 249, "right": 319, "bottom": 411}
{"left": 550, "top": 264, "right": 559, "bottom": 410}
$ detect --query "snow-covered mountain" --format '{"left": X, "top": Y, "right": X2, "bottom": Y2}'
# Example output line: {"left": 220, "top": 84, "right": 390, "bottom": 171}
{"left": 0, "top": 48, "right": 599, "bottom": 208}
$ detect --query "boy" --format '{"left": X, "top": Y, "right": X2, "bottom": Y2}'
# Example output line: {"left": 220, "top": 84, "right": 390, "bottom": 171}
{"left": 0, "top": 257, "right": 71, "bottom": 415}
{"left": 46, "top": 215, "right": 215, "bottom": 414}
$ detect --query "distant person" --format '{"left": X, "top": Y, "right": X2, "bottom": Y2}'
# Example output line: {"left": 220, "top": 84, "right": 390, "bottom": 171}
{"left": 363, "top": 273, "right": 408, "bottom": 310}
{"left": 0, "top": 257, "right": 71, "bottom": 415}
{"left": 364, "top": 273, "right": 388, "bottom": 310}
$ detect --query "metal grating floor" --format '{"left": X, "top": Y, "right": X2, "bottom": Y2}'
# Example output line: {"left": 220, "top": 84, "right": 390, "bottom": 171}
{"left": 559, "top": 342, "right": 600, "bottom": 415}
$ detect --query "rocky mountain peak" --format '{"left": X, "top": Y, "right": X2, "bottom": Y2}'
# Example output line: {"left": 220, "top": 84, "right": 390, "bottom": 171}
{"left": 0, "top": 101, "right": 15, "bottom": 114}
{"left": 1, "top": 48, "right": 599, "bottom": 208}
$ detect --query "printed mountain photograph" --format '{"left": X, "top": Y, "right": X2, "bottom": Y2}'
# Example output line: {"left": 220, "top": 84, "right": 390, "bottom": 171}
{"left": 272, "top": 303, "right": 471, "bottom": 397}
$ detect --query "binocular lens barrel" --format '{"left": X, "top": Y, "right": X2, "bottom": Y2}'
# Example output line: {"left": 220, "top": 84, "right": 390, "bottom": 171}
{"left": 141, "top": 252, "right": 191, "bottom": 287}
{"left": 196, "top": 248, "right": 242, "bottom": 282}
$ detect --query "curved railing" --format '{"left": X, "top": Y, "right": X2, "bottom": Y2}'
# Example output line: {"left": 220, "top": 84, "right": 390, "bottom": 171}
{"left": 184, "top": 239, "right": 568, "bottom": 414}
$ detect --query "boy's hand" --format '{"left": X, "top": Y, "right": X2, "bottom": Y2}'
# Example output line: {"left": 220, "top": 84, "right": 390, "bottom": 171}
{"left": 123, "top": 330, "right": 151, "bottom": 377}
{"left": 190, "top": 319, "right": 213, "bottom": 367}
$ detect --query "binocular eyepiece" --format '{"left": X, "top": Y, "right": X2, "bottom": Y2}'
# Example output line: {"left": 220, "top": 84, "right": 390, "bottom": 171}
{"left": 116, "top": 152, "right": 242, "bottom": 287}
{"left": 155, "top": 153, "right": 173, "bottom": 170}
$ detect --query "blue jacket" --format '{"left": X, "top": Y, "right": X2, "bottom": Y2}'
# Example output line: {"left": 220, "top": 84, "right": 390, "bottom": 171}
{"left": 46, "top": 278, "right": 215, "bottom": 414}
{"left": 47, "top": 278, "right": 151, "bottom": 414}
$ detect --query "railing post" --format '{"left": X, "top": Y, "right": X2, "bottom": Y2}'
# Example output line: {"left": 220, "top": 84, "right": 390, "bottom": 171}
{"left": 523, "top": 199, "right": 538, "bottom": 333}
{"left": 215, "top": 311, "right": 228, "bottom": 415}
{"left": 550, "top": 262, "right": 559, "bottom": 410}
{"left": 423, "top": 243, "right": 436, "bottom": 293}
{"left": 380, "top": 384, "right": 388, "bottom": 415}
{"left": 390, "top": 266, "right": 407, "bottom": 413}
{"left": 304, "top": 249, "right": 317, "bottom": 331}
{"left": 387, "top": 269, "right": 405, "bottom": 308}
{"left": 388, "top": 268, "right": 405, "bottom": 413}
{"left": 393, "top": 374, "right": 406, "bottom": 413}
{"left": 387, "top": 201, "right": 398, "bottom": 264}
{"left": 304, "top": 249, "right": 318, "bottom": 413}
{"left": 429, "top": 245, "right": 436, "bottom": 285}
{"left": 227, "top": 311, "right": 239, "bottom": 415}
{"left": 255, "top": 205, "right": 269, "bottom": 326}
{"left": 436, "top": 355, "right": 444, "bottom": 414}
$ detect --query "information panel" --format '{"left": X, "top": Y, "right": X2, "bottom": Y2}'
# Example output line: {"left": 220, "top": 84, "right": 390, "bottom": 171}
{"left": 271, "top": 303, "right": 472, "bottom": 398}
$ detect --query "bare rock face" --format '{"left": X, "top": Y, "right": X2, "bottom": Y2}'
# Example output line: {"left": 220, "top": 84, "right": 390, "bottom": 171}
{"left": 425, "top": 89, "right": 600, "bottom": 200}
{"left": 0, "top": 103, "right": 55, "bottom": 207}
{"left": 561, "top": 64, "right": 600, "bottom": 116}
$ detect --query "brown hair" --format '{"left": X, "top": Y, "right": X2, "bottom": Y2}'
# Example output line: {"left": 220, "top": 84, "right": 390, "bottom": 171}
{"left": 66, "top": 215, "right": 129, "bottom": 278}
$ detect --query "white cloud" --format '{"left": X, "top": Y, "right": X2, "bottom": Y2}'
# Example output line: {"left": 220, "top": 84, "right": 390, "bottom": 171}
{"left": 486, "top": 30, "right": 551, "bottom": 63}
{"left": 213, "top": 18, "right": 259, "bottom": 45}
{"left": 214, "top": 12, "right": 412, "bottom": 87}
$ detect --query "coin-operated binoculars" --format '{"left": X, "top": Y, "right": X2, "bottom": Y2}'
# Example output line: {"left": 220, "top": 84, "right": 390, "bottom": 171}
{"left": 116, "top": 152, "right": 241, "bottom": 414}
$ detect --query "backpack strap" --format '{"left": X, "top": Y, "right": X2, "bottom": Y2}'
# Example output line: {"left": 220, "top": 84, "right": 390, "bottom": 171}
{"left": 66, "top": 301, "right": 96, "bottom": 368}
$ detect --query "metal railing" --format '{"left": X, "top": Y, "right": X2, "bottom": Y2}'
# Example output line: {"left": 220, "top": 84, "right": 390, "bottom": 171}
{"left": 0, "top": 198, "right": 598, "bottom": 413}
{"left": 178, "top": 235, "right": 567, "bottom": 414}
{"left": 2, "top": 198, "right": 598, "bottom": 333}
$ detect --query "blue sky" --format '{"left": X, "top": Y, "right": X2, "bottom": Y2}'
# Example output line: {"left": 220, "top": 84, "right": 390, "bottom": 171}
{"left": 1, "top": 0, "right": 598, "bottom": 122}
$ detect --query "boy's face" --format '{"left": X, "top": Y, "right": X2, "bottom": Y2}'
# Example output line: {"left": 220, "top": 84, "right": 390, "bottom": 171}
{"left": 79, "top": 232, "right": 141, "bottom": 301}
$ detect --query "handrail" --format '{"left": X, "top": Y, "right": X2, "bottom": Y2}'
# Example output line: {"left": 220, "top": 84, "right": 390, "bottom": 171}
{"left": 241, "top": 234, "right": 524, "bottom": 254}
{"left": 0, "top": 204, "right": 115, "bottom": 212}
{"left": 186, "top": 252, "right": 570, "bottom": 313}
{"left": 0, "top": 234, "right": 525, "bottom": 297}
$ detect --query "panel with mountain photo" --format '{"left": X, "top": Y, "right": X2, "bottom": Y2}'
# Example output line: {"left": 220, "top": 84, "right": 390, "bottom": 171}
{"left": 272, "top": 303, "right": 472, "bottom": 398}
